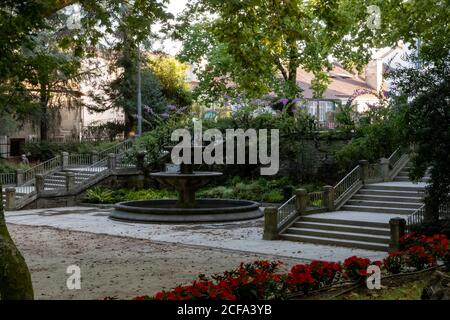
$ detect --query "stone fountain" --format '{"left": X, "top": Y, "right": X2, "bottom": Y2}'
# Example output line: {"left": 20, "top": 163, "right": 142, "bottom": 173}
{"left": 110, "top": 146, "right": 262, "bottom": 223}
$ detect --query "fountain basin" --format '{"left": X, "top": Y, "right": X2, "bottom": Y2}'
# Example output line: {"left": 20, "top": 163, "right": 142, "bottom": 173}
{"left": 110, "top": 198, "right": 262, "bottom": 223}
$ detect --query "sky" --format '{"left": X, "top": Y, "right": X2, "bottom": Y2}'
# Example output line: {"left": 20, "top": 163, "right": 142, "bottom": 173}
{"left": 152, "top": 0, "right": 188, "bottom": 55}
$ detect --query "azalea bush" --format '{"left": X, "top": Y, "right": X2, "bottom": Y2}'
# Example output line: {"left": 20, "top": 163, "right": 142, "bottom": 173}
{"left": 131, "top": 233, "right": 449, "bottom": 301}
{"left": 343, "top": 256, "right": 381, "bottom": 282}
{"left": 398, "top": 233, "right": 448, "bottom": 271}
{"left": 383, "top": 252, "right": 404, "bottom": 274}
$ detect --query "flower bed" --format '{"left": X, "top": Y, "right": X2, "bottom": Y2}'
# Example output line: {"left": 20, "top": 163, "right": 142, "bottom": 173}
{"left": 131, "top": 233, "right": 449, "bottom": 300}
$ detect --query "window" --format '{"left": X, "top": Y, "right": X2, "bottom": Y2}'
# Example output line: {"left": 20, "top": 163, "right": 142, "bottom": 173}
{"left": 307, "top": 100, "right": 336, "bottom": 122}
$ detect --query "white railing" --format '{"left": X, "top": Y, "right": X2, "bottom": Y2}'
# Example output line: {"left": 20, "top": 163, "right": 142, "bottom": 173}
{"left": 334, "top": 165, "right": 362, "bottom": 205}
{"left": 277, "top": 196, "right": 297, "bottom": 230}
{"left": 68, "top": 154, "right": 92, "bottom": 167}
{"left": 0, "top": 173, "right": 16, "bottom": 186}
{"left": 98, "top": 139, "right": 133, "bottom": 159}
{"left": 406, "top": 204, "right": 426, "bottom": 231}
{"left": 15, "top": 185, "right": 35, "bottom": 195}
{"left": 79, "top": 158, "right": 109, "bottom": 175}
{"left": 407, "top": 202, "right": 450, "bottom": 231}
{"left": 388, "top": 148, "right": 402, "bottom": 169}
{"left": 23, "top": 155, "right": 62, "bottom": 185}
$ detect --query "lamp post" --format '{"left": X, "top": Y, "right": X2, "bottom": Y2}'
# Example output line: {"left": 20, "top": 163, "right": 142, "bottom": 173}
{"left": 137, "top": 43, "right": 142, "bottom": 137}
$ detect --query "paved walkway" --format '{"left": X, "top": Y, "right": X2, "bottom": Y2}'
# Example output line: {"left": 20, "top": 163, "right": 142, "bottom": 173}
{"left": 5, "top": 206, "right": 387, "bottom": 262}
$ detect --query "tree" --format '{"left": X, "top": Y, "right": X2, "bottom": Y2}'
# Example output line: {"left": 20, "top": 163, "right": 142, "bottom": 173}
{"left": 103, "top": 46, "right": 168, "bottom": 134}
{"left": 0, "top": 0, "right": 171, "bottom": 300}
{"left": 0, "top": 192, "right": 34, "bottom": 300}
{"left": 390, "top": 55, "right": 450, "bottom": 221}
{"left": 0, "top": 0, "right": 172, "bottom": 138}
{"left": 147, "top": 54, "right": 192, "bottom": 107}
{"left": 176, "top": 0, "right": 387, "bottom": 99}
{"left": 25, "top": 30, "right": 85, "bottom": 140}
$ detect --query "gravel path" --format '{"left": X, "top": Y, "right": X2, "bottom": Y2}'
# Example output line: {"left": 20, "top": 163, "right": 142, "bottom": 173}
{"left": 8, "top": 224, "right": 304, "bottom": 300}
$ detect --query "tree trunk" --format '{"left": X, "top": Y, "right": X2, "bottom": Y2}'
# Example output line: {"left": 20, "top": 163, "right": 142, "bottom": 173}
{"left": 287, "top": 46, "right": 300, "bottom": 95}
{"left": 124, "top": 111, "right": 135, "bottom": 137}
{"left": 0, "top": 190, "right": 34, "bottom": 300}
{"left": 39, "top": 84, "right": 49, "bottom": 141}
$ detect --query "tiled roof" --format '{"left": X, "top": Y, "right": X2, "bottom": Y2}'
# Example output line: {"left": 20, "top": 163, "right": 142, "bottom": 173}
{"left": 296, "top": 65, "right": 375, "bottom": 100}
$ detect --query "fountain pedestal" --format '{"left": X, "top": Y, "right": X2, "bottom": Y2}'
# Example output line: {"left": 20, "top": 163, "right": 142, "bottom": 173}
{"left": 110, "top": 145, "right": 262, "bottom": 223}
{"left": 151, "top": 171, "right": 222, "bottom": 208}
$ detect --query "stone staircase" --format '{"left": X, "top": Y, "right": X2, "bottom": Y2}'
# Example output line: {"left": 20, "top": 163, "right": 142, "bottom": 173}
{"left": 279, "top": 161, "right": 426, "bottom": 251}
{"left": 394, "top": 162, "right": 431, "bottom": 182}
{"left": 1, "top": 139, "right": 134, "bottom": 210}
{"left": 42, "top": 168, "right": 107, "bottom": 191}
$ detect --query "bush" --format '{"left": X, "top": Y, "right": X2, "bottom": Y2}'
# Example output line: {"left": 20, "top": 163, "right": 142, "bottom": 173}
{"left": 383, "top": 252, "right": 405, "bottom": 274}
{"left": 83, "top": 187, "right": 176, "bottom": 204}
{"left": 333, "top": 110, "right": 401, "bottom": 173}
{"left": 84, "top": 187, "right": 114, "bottom": 204}
{"left": 23, "top": 140, "right": 117, "bottom": 161}
{"left": 408, "top": 219, "right": 450, "bottom": 239}
{"left": 132, "top": 233, "right": 449, "bottom": 301}
{"left": 0, "top": 160, "right": 31, "bottom": 173}
{"left": 343, "top": 256, "right": 381, "bottom": 282}
{"left": 197, "top": 176, "right": 291, "bottom": 203}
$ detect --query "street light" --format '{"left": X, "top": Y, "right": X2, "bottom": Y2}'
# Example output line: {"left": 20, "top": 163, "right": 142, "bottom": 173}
{"left": 137, "top": 43, "right": 142, "bottom": 137}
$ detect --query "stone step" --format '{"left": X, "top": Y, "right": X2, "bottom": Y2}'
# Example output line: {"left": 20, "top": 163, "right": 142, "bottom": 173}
{"left": 46, "top": 177, "right": 90, "bottom": 182}
{"left": 293, "top": 221, "right": 390, "bottom": 236}
{"left": 342, "top": 205, "right": 413, "bottom": 215}
{"left": 300, "top": 216, "right": 389, "bottom": 229}
{"left": 364, "top": 184, "right": 425, "bottom": 192}
{"left": 346, "top": 199, "right": 422, "bottom": 209}
{"left": 54, "top": 171, "right": 96, "bottom": 177}
{"left": 394, "top": 176, "right": 430, "bottom": 182}
{"left": 358, "top": 189, "right": 424, "bottom": 198}
{"left": 279, "top": 234, "right": 388, "bottom": 251}
{"left": 352, "top": 194, "right": 422, "bottom": 203}
{"left": 284, "top": 227, "right": 390, "bottom": 244}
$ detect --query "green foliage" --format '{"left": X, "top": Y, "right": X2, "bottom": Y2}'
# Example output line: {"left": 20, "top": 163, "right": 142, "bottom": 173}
{"left": 147, "top": 54, "right": 192, "bottom": 107}
{"left": 334, "top": 108, "right": 401, "bottom": 173}
{"left": 176, "top": 0, "right": 387, "bottom": 99}
{"left": 0, "top": 160, "right": 31, "bottom": 174}
{"left": 23, "top": 140, "right": 116, "bottom": 161}
{"left": 83, "top": 187, "right": 175, "bottom": 204}
{"left": 0, "top": 0, "right": 172, "bottom": 138}
{"left": 83, "top": 187, "right": 114, "bottom": 204}
{"left": 390, "top": 54, "right": 450, "bottom": 219}
{"left": 334, "top": 103, "right": 357, "bottom": 132}
{"left": 97, "top": 46, "right": 168, "bottom": 134}
{"left": 198, "top": 176, "right": 294, "bottom": 203}
{"left": 83, "top": 120, "right": 127, "bottom": 141}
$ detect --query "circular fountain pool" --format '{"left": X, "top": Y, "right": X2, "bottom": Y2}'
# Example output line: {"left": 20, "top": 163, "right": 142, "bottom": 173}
{"left": 111, "top": 198, "right": 262, "bottom": 223}
{"left": 109, "top": 145, "right": 262, "bottom": 223}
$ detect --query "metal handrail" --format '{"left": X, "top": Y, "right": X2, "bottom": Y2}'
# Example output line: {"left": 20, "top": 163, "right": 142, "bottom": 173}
{"left": 98, "top": 139, "right": 133, "bottom": 159}
{"left": 68, "top": 153, "right": 92, "bottom": 167}
{"left": 406, "top": 204, "right": 426, "bottom": 231}
{"left": 22, "top": 155, "right": 62, "bottom": 185}
{"left": 277, "top": 195, "right": 297, "bottom": 230}
{"left": 334, "top": 165, "right": 362, "bottom": 204}
{"left": 388, "top": 147, "right": 402, "bottom": 169}
{"left": 0, "top": 172, "right": 16, "bottom": 186}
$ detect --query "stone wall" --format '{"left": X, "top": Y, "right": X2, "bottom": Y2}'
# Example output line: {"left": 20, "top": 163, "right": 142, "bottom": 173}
{"left": 278, "top": 137, "right": 349, "bottom": 184}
